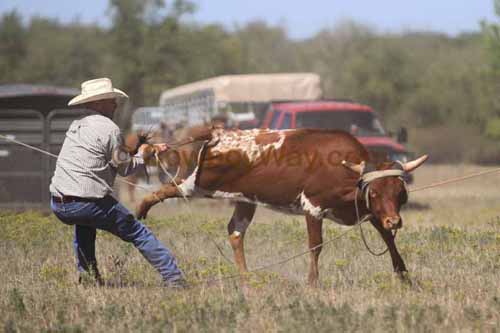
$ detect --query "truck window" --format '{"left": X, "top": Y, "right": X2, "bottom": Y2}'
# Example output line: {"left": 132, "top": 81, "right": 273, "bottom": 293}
{"left": 295, "top": 111, "right": 386, "bottom": 136}
{"left": 270, "top": 111, "right": 281, "bottom": 129}
{"left": 281, "top": 113, "right": 291, "bottom": 129}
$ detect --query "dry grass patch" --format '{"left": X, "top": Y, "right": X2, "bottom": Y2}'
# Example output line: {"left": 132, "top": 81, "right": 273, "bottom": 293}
{"left": 1, "top": 164, "right": 499, "bottom": 331}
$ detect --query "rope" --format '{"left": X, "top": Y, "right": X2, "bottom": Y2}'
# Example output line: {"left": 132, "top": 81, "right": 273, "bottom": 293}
{"left": 354, "top": 186, "right": 391, "bottom": 256}
{"left": 154, "top": 153, "right": 188, "bottom": 203}
{"left": 193, "top": 222, "right": 364, "bottom": 286}
{"left": 7, "top": 130, "right": 500, "bottom": 198}
{"left": 0, "top": 133, "right": 235, "bottom": 265}
{"left": 154, "top": 151, "right": 235, "bottom": 264}
{"left": 359, "top": 222, "right": 395, "bottom": 256}
{"left": 409, "top": 166, "right": 500, "bottom": 192}
{"left": 196, "top": 179, "right": 380, "bottom": 285}
{"left": 0, "top": 133, "right": 153, "bottom": 192}
{"left": 0, "top": 132, "right": 374, "bottom": 278}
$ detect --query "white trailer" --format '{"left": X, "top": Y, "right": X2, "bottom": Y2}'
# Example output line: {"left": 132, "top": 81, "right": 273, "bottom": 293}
{"left": 157, "top": 73, "right": 322, "bottom": 128}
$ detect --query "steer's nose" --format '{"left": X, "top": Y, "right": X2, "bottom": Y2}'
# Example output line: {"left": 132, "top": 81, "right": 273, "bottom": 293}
{"left": 383, "top": 216, "right": 402, "bottom": 230}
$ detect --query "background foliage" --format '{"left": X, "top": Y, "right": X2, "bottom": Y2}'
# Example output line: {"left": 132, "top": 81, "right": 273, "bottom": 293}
{"left": 2, "top": 0, "right": 500, "bottom": 163}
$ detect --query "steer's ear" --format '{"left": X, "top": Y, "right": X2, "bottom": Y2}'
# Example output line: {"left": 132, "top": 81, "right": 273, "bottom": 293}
{"left": 342, "top": 160, "right": 366, "bottom": 175}
{"left": 402, "top": 155, "right": 428, "bottom": 173}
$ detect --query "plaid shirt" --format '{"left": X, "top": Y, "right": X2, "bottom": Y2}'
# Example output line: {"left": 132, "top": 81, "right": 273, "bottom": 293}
{"left": 50, "top": 111, "right": 143, "bottom": 198}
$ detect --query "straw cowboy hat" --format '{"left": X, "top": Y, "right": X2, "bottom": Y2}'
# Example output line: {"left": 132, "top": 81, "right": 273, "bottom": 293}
{"left": 68, "top": 78, "right": 128, "bottom": 106}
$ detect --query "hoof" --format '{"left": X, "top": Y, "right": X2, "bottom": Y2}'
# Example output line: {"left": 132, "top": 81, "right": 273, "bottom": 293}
{"left": 396, "top": 271, "right": 412, "bottom": 286}
{"left": 307, "top": 280, "right": 320, "bottom": 289}
{"left": 136, "top": 203, "right": 150, "bottom": 220}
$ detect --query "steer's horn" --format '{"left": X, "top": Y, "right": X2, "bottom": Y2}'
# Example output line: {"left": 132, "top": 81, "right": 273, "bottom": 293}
{"left": 402, "top": 155, "right": 428, "bottom": 172}
{"left": 342, "top": 160, "right": 366, "bottom": 174}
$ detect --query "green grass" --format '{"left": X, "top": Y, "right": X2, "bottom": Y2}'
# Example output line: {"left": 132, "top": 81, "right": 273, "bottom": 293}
{"left": 1, "top": 164, "right": 500, "bottom": 332}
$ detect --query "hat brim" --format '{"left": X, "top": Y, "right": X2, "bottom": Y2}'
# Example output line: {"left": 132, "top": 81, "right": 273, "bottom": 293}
{"left": 68, "top": 88, "right": 128, "bottom": 106}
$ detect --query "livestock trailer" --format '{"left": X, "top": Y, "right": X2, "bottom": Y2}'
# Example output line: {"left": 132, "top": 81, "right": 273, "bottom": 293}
{"left": 0, "top": 84, "right": 87, "bottom": 209}
{"left": 157, "top": 73, "right": 322, "bottom": 128}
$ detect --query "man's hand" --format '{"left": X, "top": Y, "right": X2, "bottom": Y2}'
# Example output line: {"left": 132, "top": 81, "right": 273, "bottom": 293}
{"left": 154, "top": 143, "right": 169, "bottom": 153}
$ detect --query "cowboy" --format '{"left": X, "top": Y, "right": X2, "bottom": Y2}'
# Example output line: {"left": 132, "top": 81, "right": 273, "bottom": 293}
{"left": 50, "top": 78, "right": 186, "bottom": 288}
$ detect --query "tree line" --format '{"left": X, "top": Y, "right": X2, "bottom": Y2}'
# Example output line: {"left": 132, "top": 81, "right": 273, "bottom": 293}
{"left": 2, "top": 0, "right": 500, "bottom": 163}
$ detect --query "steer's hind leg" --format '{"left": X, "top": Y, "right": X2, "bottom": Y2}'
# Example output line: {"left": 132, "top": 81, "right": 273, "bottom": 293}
{"left": 370, "top": 219, "right": 409, "bottom": 282}
{"left": 306, "top": 214, "right": 323, "bottom": 287}
{"left": 136, "top": 184, "right": 186, "bottom": 219}
{"left": 227, "top": 202, "right": 256, "bottom": 276}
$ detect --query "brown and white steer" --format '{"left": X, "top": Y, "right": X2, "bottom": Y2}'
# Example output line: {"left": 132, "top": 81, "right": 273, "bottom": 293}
{"left": 136, "top": 128, "right": 427, "bottom": 285}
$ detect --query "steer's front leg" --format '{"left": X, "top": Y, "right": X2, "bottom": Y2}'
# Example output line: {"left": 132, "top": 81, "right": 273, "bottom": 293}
{"left": 305, "top": 214, "right": 323, "bottom": 287}
{"left": 136, "top": 184, "right": 185, "bottom": 219}
{"left": 370, "top": 219, "right": 409, "bottom": 281}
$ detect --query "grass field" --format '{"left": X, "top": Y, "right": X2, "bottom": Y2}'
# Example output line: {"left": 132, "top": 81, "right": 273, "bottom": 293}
{"left": 1, "top": 164, "right": 499, "bottom": 332}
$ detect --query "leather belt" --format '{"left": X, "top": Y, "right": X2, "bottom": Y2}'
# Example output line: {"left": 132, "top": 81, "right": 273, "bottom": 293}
{"left": 51, "top": 195, "right": 98, "bottom": 204}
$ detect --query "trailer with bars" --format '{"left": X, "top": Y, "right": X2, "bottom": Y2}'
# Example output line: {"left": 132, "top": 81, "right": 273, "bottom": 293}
{"left": 0, "top": 84, "right": 85, "bottom": 209}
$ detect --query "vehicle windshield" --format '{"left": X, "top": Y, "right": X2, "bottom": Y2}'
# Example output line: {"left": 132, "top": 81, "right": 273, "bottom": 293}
{"left": 295, "top": 110, "right": 386, "bottom": 136}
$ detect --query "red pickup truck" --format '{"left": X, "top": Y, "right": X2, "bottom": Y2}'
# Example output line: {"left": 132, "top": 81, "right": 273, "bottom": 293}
{"left": 260, "top": 100, "right": 413, "bottom": 179}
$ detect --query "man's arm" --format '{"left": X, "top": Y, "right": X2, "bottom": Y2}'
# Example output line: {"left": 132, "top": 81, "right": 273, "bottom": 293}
{"left": 109, "top": 129, "right": 146, "bottom": 177}
{"left": 108, "top": 129, "right": 169, "bottom": 177}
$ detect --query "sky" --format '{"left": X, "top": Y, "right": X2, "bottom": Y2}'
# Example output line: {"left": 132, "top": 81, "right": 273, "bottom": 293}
{"left": 0, "top": 0, "right": 497, "bottom": 39}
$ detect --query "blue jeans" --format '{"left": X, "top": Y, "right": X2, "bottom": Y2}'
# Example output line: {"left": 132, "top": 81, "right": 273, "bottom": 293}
{"left": 50, "top": 195, "right": 184, "bottom": 285}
